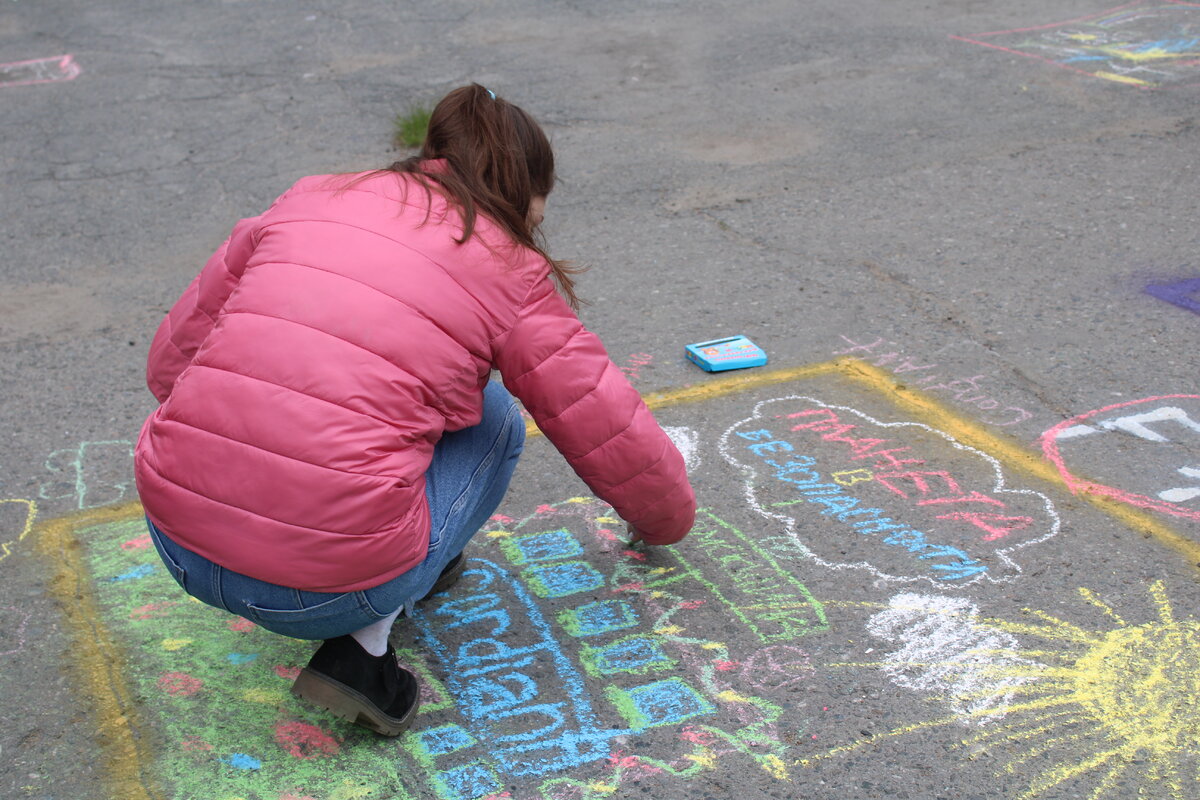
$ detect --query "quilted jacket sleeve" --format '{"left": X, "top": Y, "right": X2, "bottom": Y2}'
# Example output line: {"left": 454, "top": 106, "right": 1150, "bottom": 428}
{"left": 146, "top": 214, "right": 261, "bottom": 402}
{"left": 495, "top": 276, "right": 696, "bottom": 545}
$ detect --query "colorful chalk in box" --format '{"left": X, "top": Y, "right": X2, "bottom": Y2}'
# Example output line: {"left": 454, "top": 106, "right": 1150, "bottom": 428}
{"left": 684, "top": 335, "right": 767, "bottom": 372}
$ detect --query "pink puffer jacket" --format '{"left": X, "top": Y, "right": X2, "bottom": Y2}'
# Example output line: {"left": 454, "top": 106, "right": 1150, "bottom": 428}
{"left": 134, "top": 169, "right": 695, "bottom": 592}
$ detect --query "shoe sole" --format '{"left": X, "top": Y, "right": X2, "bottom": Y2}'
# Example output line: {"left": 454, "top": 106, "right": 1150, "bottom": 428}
{"left": 291, "top": 668, "right": 418, "bottom": 737}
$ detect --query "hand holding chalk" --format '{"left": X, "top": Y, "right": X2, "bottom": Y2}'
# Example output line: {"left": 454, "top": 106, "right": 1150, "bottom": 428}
{"left": 626, "top": 523, "right": 645, "bottom": 546}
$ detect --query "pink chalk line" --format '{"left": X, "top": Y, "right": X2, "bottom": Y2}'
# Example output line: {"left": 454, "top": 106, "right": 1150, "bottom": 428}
{"left": 1040, "top": 394, "right": 1200, "bottom": 521}
{"left": 0, "top": 54, "right": 81, "bottom": 87}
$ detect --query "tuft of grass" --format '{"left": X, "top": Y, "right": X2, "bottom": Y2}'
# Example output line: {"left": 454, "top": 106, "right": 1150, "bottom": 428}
{"left": 393, "top": 105, "right": 432, "bottom": 149}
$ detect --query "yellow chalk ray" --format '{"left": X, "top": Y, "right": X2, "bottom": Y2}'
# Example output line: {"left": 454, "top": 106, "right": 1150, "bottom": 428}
{"left": 0, "top": 498, "right": 38, "bottom": 563}
{"left": 814, "top": 581, "right": 1200, "bottom": 799}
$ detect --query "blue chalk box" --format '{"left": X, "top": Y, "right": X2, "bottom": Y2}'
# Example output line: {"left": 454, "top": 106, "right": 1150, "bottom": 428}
{"left": 685, "top": 335, "right": 767, "bottom": 372}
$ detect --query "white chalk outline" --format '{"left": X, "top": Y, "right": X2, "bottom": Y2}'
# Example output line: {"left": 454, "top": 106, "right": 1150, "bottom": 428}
{"left": 719, "top": 395, "right": 1062, "bottom": 587}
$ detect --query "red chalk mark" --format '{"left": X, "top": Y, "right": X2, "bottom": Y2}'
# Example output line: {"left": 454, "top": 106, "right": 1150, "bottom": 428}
{"left": 228, "top": 617, "right": 256, "bottom": 632}
{"left": 678, "top": 599, "right": 705, "bottom": 609}
{"left": 1040, "top": 394, "right": 1200, "bottom": 521}
{"left": 274, "top": 721, "right": 340, "bottom": 759}
{"left": 0, "top": 54, "right": 81, "bottom": 87}
{"left": 614, "top": 582, "right": 644, "bottom": 593}
{"left": 714, "top": 660, "right": 739, "bottom": 671}
{"left": 180, "top": 735, "right": 213, "bottom": 752}
{"left": 680, "top": 725, "right": 717, "bottom": 745}
{"left": 274, "top": 665, "right": 302, "bottom": 680}
{"left": 488, "top": 513, "right": 514, "bottom": 524}
{"left": 622, "top": 548, "right": 647, "bottom": 561}
{"left": 936, "top": 511, "right": 1034, "bottom": 541}
{"left": 535, "top": 504, "right": 555, "bottom": 514}
{"left": 158, "top": 672, "right": 203, "bottom": 696}
{"left": 278, "top": 793, "right": 318, "bottom": 800}
{"left": 130, "top": 601, "right": 178, "bottom": 619}
{"left": 121, "top": 535, "right": 152, "bottom": 550}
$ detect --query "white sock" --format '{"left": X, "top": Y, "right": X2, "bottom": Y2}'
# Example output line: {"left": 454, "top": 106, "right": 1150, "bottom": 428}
{"left": 349, "top": 609, "right": 403, "bottom": 656}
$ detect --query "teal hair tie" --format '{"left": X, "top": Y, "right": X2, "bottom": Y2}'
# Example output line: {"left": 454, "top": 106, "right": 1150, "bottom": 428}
{"left": 485, "top": 87, "right": 496, "bottom": 100}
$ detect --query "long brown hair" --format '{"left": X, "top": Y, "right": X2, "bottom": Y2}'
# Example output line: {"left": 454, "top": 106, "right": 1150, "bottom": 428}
{"left": 388, "top": 84, "right": 582, "bottom": 308}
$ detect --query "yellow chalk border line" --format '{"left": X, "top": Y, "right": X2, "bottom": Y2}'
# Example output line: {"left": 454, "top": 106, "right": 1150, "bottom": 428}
{"left": 34, "top": 500, "right": 164, "bottom": 800}
{"left": 34, "top": 358, "right": 1200, "bottom": 799}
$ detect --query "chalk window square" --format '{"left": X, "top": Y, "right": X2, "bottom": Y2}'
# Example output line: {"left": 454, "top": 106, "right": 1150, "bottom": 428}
{"left": 500, "top": 529, "right": 584, "bottom": 565}
{"left": 524, "top": 561, "right": 605, "bottom": 598}
{"left": 560, "top": 599, "right": 639, "bottom": 637}
{"left": 436, "top": 761, "right": 501, "bottom": 800}
{"left": 417, "top": 723, "right": 476, "bottom": 756}
{"left": 617, "top": 677, "right": 715, "bottom": 730}
{"left": 586, "top": 636, "right": 673, "bottom": 675}
{"left": 954, "top": 3, "right": 1200, "bottom": 89}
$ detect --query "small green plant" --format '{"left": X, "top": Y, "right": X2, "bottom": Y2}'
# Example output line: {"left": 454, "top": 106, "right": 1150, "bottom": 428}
{"left": 393, "top": 104, "right": 432, "bottom": 149}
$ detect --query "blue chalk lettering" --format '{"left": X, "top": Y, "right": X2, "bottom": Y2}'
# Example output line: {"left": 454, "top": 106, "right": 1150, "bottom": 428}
{"left": 854, "top": 517, "right": 909, "bottom": 535}
{"left": 836, "top": 506, "right": 885, "bottom": 522}
{"left": 462, "top": 672, "right": 539, "bottom": 717}
{"left": 435, "top": 761, "right": 502, "bottom": 800}
{"left": 225, "top": 653, "right": 258, "bottom": 665}
{"left": 882, "top": 528, "right": 928, "bottom": 551}
{"left": 931, "top": 562, "right": 990, "bottom": 581}
{"left": 417, "top": 724, "right": 477, "bottom": 756}
{"left": 456, "top": 637, "right": 541, "bottom": 666}
{"left": 491, "top": 702, "right": 569, "bottom": 744}
{"left": 412, "top": 559, "right": 622, "bottom": 778}
{"left": 749, "top": 439, "right": 794, "bottom": 456}
{"left": 807, "top": 494, "right": 862, "bottom": 517}
{"left": 437, "top": 593, "right": 510, "bottom": 637}
{"left": 736, "top": 428, "right": 774, "bottom": 442}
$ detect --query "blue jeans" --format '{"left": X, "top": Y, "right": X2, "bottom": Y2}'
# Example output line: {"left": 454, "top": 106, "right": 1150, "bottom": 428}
{"left": 146, "top": 382, "right": 524, "bottom": 640}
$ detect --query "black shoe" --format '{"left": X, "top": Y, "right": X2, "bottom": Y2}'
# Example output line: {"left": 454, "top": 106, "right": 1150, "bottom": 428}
{"left": 420, "top": 552, "right": 466, "bottom": 601}
{"left": 290, "top": 635, "right": 419, "bottom": 736}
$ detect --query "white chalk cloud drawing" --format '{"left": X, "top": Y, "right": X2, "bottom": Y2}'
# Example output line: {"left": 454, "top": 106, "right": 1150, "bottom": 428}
{"left": 720, "top": 396, "right": 1061, "bottom": 586}
{"left": 866, "top": 593, "right": 1041, "bottom": 723}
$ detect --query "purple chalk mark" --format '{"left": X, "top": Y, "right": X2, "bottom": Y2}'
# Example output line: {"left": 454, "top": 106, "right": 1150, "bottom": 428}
{"left": 1145, "top": 278, "right": 1200, "bottom": 314}
{"left": 0, "top": 54, "right": 81, "bottom": 87}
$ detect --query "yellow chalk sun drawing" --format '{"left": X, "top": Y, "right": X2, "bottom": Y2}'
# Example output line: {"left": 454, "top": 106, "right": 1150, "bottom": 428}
{"left": 804, "top": 581, "right": 1200, "bottom": 799}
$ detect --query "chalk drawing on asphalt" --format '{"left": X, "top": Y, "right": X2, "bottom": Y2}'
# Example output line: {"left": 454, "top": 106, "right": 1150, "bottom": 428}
{"left": 721, "top": 396, "right": 1061, "bottom": 586}
{"left": 0, "top": 54, "right": 81, "bottom": 87}
{"left": 833, "top": 335, "right": 1035, "bottom": 429}
{"left": 1145, "top": 277, "right": 1200, "bottom": 314}
{"left": 663, "top": 426, "right": 702, "bottom": 472}
{"left": 0, "top": 498, "right": 38, "bottom": 564}
{"left": 804, "top": 582, "right": 1200, "bottom": 800}
{"left": 863, "top": 593, "right": 1039, "bottom": 723}
{"left": 39, "top": 440, "right": 136, "bottom": 510}
{"left": 75, "top": 497, "right": 828, "bottom": 799}
{"left": 0, "top": 604, "right": 31, "bottom": 656}
{"left": 1041, "top": 396, "right": 1200, "bottom": 521}
{"left": 952, "top": 1, "right": 1200, "bottom": 89}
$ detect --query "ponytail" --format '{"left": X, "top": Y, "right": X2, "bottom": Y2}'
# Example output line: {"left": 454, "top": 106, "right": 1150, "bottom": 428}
{"left": 387, "top": 84, "right": 583, "bottom": 309}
